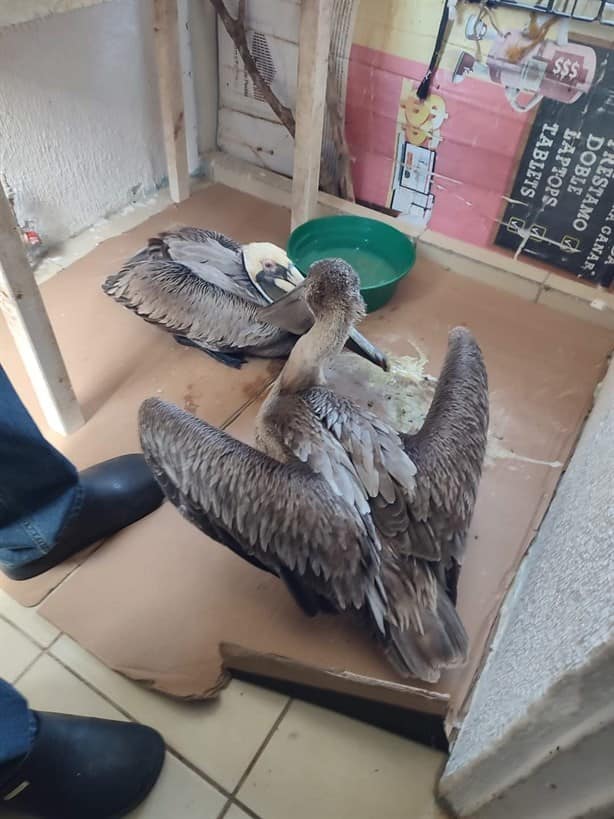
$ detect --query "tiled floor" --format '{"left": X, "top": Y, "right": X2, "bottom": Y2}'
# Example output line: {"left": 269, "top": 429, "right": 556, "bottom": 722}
{"left": 0, "top": 588, "right": 448, "bottom": 819}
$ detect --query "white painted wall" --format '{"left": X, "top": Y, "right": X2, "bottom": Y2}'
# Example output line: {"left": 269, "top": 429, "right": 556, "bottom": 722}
{"left": 0, "top": 0, "right": 206, "bottom": 249}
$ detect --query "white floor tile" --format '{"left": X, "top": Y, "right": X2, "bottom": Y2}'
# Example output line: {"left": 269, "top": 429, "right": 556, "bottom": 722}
{"left": 0, "top": 589, "right": 60, "bottom": 647}
{"left": 225, "top": 804, "right": 257, "bottom": 819}
{"left": 0, "top": 617, "right": 41, "bottom": 682}
{"left": 128, "top": 753, "right": 226, "bottom": 819}
{"left": 51, "top": 635, "right": 289, "bottom": 790}
{"left": 238, "top": 700, "right": 448, "bottom": 819}
{"left": 16, "top": 653, "right": 126, "bottom": 720}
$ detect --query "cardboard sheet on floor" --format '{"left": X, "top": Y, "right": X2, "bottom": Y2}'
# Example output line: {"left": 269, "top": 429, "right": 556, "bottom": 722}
{"left": 0, "top": 185, "right": 286, "bottom": 605}
{"left": 27, "top": 188, "right": 612, "bottom": 728}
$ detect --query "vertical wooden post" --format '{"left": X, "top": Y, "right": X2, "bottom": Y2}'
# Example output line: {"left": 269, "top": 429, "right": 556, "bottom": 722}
{"left": 291, "top": 0, "right": 333, "bottom": 231}
{"left": 153, "top": 0, "right": 190, "bottom": 203}
{"left": 0, "top": 184, "right": 84, "bottom": 436}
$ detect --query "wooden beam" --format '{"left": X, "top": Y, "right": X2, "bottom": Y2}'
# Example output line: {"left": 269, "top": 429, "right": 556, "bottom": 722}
{"left": 0, "top": 184, "right": 84, "bottom": 436}
{"left": 291, "top": 0, "right": 332, "bottom": 231}
{"left": 153, "top": 0, "right": 190, "bottom": 203}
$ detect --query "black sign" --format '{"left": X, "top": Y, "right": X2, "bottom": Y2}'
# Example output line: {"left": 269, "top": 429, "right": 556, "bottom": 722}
{"left": 495, "top": 43, "right": 614, "bottom": 288}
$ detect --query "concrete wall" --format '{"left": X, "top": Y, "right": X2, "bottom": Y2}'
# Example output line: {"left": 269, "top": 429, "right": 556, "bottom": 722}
{"left": 440, "top": 358, "right": 614, "bottom": 819}
{"left": 0, "top": 0, "right": 214, "bottom": 250}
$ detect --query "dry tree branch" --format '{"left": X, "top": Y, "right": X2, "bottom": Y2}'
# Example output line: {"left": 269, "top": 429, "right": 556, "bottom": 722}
{"left": 326, "top": 66, "right": 355, "bottom": 202}
{"left": 209, "top": 0, "right": 354, "bottom": 200}
{"left": 209, "top": 0, "right": 296, "bottom": 137}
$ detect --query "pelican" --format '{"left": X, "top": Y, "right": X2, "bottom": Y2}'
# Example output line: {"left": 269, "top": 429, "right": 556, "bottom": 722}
{"left": 138, "top": 259, "right": 489, "bottom": 682}
{"left": 102, "top": 227, "right": 387, "bottom": 370}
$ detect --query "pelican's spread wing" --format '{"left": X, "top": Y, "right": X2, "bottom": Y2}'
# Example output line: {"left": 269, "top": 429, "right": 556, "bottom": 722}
{"left": 259, "top": 387, "right": 468, "bottom": 679}
{"left": 403, "top": 327, "right": 489, "bottom": 576}
{"left": 138, "top": 398, "right": 381, "bottom": 615}
{"left": 378, "top": 328, "right": 486, "bottom": 677}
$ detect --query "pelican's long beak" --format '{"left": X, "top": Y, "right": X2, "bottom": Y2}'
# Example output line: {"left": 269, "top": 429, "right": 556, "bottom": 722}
{"left": 265, "top": 261, "right": 303, "bottom": 298}
{"left": 346, "top": 327, "right": 389, "bottom": 371}
{"left": 286, "top": 262, "right": 304, "bottom": 287}
{"left": 254, "top": 282, "right": 312, "bottom": 335}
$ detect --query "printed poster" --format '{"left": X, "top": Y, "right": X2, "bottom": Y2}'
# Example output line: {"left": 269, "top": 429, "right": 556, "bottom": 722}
{"left": 343, "top": 0, "right": 614, "bottom": 287}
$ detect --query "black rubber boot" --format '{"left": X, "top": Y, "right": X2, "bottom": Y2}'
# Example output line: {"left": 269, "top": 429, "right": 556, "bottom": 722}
{"left": 4, "top": 454, "right": 164, "bottom": 581}
{"left": 0, "top": 711, "right": 165, "bottom": 819}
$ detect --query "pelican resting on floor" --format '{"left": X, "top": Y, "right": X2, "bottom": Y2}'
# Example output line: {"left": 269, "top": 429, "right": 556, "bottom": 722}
{"left": 138, "top": 259, "right": 489, "bottom": 682}
{"left": 102, "top": 227, "right": 387, "bottom": 370}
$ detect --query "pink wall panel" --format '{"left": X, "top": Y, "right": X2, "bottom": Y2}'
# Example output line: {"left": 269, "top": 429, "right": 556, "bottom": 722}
{"left": 345, "top": 43, "right": 532, "bottom": 249}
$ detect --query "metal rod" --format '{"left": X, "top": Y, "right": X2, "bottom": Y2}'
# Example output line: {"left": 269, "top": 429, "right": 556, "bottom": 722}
{"left": 477, "top": 0, "right": 609, "bottom": 22}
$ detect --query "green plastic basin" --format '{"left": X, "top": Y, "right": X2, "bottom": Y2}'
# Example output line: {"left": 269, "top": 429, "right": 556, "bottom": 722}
{"left": 287, "top": 215, "right": 416, "bottom": 312}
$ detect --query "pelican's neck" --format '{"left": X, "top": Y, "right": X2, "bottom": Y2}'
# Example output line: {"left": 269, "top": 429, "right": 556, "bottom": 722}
{"left": 279, "top": 310, "right": 351, "bottom": 392}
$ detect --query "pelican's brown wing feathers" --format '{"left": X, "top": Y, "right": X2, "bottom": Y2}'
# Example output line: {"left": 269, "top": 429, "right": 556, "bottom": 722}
{"left": 258, "top": 388, "right": 468, "bottom": 679}
{"left": 152, "top": 227, "right": 257, "bottom": 296}
{"left": 264, "top": 387, "right": 430, "bottom": 559}
{"left": 102, "top": 230, "right": 288, "bottom": 354}
{"left": 138, "top": 398, "right": 383, "bottom": 617}
{"left": 258, "top": 391, "right": 374, "bottom": 518}
{"left": 403, "top": 327, "right": 489, "bottom": 585}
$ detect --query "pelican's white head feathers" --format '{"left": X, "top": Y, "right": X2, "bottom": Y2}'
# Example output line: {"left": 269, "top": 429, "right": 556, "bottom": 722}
{"left": 242, "top": 242, "right": 304, "bottom": 302}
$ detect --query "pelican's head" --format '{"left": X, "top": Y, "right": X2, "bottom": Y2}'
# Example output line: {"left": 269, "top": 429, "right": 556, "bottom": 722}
{"left": 304, "top": 258, "right": 366, "bottom": 326}
{"left": 242, "top": 242, "right": 304, "bottom": 303}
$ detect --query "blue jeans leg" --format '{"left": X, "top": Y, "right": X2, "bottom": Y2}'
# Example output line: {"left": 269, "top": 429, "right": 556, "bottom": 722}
{"left": 0, "top": 679, "right": 37, "bottom": 766}
{"left": 0, "top": 366, "right": 82, "bottom": 571}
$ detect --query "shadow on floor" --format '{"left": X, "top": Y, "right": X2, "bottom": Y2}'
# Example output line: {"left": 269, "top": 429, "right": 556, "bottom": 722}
{"left": 234, "top": 670, "right": 448, "bottom": 752}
